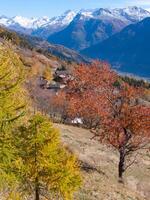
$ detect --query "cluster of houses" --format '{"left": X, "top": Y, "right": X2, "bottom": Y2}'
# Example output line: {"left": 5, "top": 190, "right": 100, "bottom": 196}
{"left": 39, "top": 67, "right": 71, "bottom": 91}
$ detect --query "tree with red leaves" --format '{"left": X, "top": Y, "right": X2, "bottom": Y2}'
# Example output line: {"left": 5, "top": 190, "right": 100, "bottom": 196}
{"left": 65, "top": 61, "right": 117, "bottom": 128}
{"left": 99, "top": 82, "right": 150, "bottom": 182}
{"left": 62, "top": 61, "right": 150, "bottom": 182}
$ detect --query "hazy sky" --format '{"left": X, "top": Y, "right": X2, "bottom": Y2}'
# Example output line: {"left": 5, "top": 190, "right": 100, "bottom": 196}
{"left": 0, "top": 0, "right": 150, "bottom": 18}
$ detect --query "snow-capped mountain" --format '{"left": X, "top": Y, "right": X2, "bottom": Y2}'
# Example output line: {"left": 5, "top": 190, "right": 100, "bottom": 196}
{"left": 110, "top": 6, "right": 150, "bottom": 22}
{"left": 0, "top": 15, "right": 39, "bottom": 29}
{"left": 43, "top": 10, "right": 76, "bottom": 26}
{"left": 77, "top": 6, "right": 150, "bottom": 22}
{"left": 31, "top": 10, "right": 77, "bottom": 39}
{"left": 0, "top": 10, "right": 76, "bottom": 34}
{"left": 47, "top": 6, "right": 150, "bottom": 51}
{"left": 12, "top": 16, "right": 38, "bottom": 28}
{"left": 0, "top": 15, "right": 13, "bottom": 26}
{"left": 0, "top": 6, "right": 149, "bottom": 40}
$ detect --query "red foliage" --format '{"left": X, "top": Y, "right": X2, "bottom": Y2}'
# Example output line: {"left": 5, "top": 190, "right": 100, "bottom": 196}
{"left": 61, "top": 61, "right": 150, "bottom": 180}
{"left": 100, "top": 83, "right": 150, "bottom": 149}
{"left": 66, "top": 61, "right": 117, "bottom": 128}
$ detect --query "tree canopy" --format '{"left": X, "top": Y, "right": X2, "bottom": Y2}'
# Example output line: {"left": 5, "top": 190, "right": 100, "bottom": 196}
{"left": 0, "top": 42, "right": 26, "bottom": 184}
{"left": 13, "top": 114, "right": 82, "bottom": 200}
{"left": 57, "top": 61, "right": 150, "bottom": 181}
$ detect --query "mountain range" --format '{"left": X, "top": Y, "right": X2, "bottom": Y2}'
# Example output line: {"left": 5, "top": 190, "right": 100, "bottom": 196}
{"left": 81, "top": 17, "right": 150, "bottom": 77}
{"left": 0, "top": 10, "right": 77, "bottom": 37}
{"left": 0, "top": 6, "right": 149, "bottom": 43}
{"left": 48, "top": 6, "right": 150, "bottom": 50}
{"left": 0, "top": 25, "right": 88, "bottom": 63}
{"left": 0, "top": 6, "right": 150, "bottom": 78}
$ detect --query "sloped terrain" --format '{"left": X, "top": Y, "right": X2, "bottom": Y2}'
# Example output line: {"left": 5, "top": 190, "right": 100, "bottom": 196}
{"left": 48, "top": 16, "right": 127, "bottom": 51}
{"left": 81, "top": 17, "right": 150, "bottom": 77}
{"left": 48, "top": 6, "right": 150, "bottom": 51}
{"left": 55, "top": 123, "right": 150, "bottom": 200}
{"left": 0, "top": 25, "right": 88, "bottom": 63}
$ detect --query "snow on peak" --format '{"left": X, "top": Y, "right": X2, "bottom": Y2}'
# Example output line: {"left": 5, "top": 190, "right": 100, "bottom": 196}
{"left": 12, "top": 16, "right": 37, "bottom": 28}
{"left": 76, "top": 6, "right": 150, "bottom": 22}
{"left": 0, "top": 15, "right": 52, "bottom": 29}
{"left": 0, "top": 16, "right": 13, "bottom": 26}
{"left": 0, "top": 6, "right": 149, "bottom": 30}
{"left": 120, "top": 6, "right": 150, "bottom": 21}
{"left": 111, "top": 6, "right": 150, "bottom": 21}
{"left": 93, "top": 8, "right": 113, "bottom": 17}
{"left": 33, "top": 16, "right": 50, "bottom": 28}
{"left": 47, "top": 10, "right": 77, "bottom": 26}
{"left": 61, "top": 10, "right": 77, "bottom": 25}
{"left": 79, "top": 10, "right": 93, "bottom": 18}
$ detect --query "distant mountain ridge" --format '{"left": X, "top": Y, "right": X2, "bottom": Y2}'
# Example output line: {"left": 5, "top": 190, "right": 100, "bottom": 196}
{"left": 47, "top": 6, "right": 150, "bottom": 50}
{"left": 1, "top": 6, "right": 150, "bottom": 78}
{"left": 0, "top": 10, "right": 77, "bottom": 36}
{"left": 81, "top": 17, "right": 150, "bottom": 77}
{"left": 0, "top": 6, "right": 149, "bottom": 41}
{"left": 0, "top": 25, "right": 88, "bottom": 63}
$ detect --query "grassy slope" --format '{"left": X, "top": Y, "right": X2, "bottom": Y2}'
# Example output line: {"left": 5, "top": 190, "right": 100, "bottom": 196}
{"left": 55, "top": 123, "right": 150, "bottom": 200}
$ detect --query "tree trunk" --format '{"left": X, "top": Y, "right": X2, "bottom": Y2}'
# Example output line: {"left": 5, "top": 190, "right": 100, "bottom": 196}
{"left": 118, "top": 147, "right": 125, "bottom": 183}
{"left": 35, "top": 178, "right": 40, "bottom": 200}
{"left": 35, "top": 188, "right": 39, "bottom": 200}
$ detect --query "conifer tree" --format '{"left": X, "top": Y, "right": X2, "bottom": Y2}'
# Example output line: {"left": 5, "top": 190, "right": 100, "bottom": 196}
{"left": 13, "top": 114, "right": 81, "bottom": 200}
{"left": 0, "top": 42, "right": 26, "bottom": 192}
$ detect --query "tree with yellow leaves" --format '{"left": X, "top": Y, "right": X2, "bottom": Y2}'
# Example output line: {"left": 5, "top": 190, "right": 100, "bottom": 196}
{"left": 42, "top": 66, "right": 52, "bottom": 82}
{"left": 13, "top": 114, "right": 82, "bottom": 200}
{"left": 0, "top": 41, "right": 26, "bottom": 193}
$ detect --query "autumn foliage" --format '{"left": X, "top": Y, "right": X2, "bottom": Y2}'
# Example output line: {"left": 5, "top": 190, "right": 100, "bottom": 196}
{"left": 99, "top": 83, "right": 150, "bottom": 181}
{"left": 55, "top": 61, "right": 150, "bottom": 181}
{"left": 13, "top": 114, "right": 82, "bottom": 200}
{"left": 65, "top": 61, "right": 117, "bottom": 128}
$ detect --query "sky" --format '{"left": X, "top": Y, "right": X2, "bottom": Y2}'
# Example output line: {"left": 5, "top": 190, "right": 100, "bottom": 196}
{"left": 0, "top": 0, "right": 150, "bottom": 18}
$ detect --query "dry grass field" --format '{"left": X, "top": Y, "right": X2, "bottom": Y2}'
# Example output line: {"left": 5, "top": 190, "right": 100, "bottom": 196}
{"left": 55, "top": 123, "right": 150, "bottom": 200}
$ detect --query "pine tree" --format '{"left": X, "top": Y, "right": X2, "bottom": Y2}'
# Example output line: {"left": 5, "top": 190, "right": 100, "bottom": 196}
{"left": 13, "top": 114, "right": 82, "bottom": 200}
{"left": 0, "top": 42, "right": 26, "bottom": 125}
{"left": 0, "top": 42, "right": 26, "bottom": 192}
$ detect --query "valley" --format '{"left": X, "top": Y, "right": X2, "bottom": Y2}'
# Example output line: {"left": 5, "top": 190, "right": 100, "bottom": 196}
{"left": 0, "top": 3, "right": 150, "bottom": 200}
